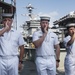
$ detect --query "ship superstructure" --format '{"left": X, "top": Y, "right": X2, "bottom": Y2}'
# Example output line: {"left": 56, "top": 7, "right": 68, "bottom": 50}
{"left": 53, "top": 11, "right": 75, "bottom": 48}
{"left": 21, "top": 3, "right": 40, "bottom": 47}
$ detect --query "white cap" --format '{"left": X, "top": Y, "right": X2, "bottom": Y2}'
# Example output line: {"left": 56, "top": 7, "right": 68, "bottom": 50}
{"left": 40, "top": 16, "right": 50, "bottom": 21}
{"left": 2, "top": 13, "right": 14, "bottom": 18}
{"left": 66, "top": 23, "right": 75, "bottom": 27}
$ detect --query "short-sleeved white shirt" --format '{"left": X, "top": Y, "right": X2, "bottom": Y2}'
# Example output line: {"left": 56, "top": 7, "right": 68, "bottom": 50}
{"left": 32, "top": 29, "right": 59, "bottom": 56}
{"left": 0, "top": 28, "right": 25, "bottom": 56}
{"left": 64, "top": 35, "right": 75, "bottom": 56}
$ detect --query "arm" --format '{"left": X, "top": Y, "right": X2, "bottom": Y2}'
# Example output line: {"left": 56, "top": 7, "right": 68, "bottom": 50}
{"left": 33, "top": 32, "right": 47, "bottom": 48}
{"left": 19, "top": 45, "right": 24, "bottom": 62}
{"left": 54, "top": 44, "right": 60, "bottom": 60}
{"left": 54, "top": 34, "right": 60, "bottom": 61}
{"left": 18, "top": 45, "right": 24, "bottom": 70}
{"left": 33, "top": 25, "right": 48, "bottom": 48}
{"left": 0, "top": 26, "right": 9, "bottom": 36}
{"left": 0, "top": 23, "right": 9, "bottom": 36}
{"left": 67, "top": 33, "right": 75, "bottom": 46}
{"left": 54, "top": 44, "right": 60, "bottom": 68}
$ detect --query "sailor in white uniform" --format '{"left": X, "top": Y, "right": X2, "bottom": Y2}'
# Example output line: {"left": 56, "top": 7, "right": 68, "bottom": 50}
{"left": 0, "top": 13, "right": 25, "bottom": 75}
{"left": 32, "top": 16, "right": 60, "bottom": 75}
{"left": 63, "top": 23, "right": 75, "bottom": 75}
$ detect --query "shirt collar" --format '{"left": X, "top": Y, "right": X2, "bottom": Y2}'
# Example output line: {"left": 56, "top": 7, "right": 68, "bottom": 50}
{"left": 10, "top": 28, "right": 15, "bottom": 32}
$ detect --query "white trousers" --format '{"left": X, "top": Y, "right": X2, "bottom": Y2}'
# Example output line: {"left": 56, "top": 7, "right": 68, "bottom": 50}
{"left": 0, "top": 56, "right": 19, "bottom": 75}
{"left": 35, "top": 56, "right": 56, "bottom": 75}
{"left": 64, "top": 55, "right": 75, "bottom": 75}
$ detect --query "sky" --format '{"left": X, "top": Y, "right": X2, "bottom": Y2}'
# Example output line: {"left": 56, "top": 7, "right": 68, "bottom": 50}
{"left": 5, "top": 0, "right": 75, "bottom": 31}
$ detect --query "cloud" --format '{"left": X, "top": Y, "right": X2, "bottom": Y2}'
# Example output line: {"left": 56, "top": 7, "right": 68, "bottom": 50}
{"left": 38, "top": 11, "right": 58, "bottom": 17}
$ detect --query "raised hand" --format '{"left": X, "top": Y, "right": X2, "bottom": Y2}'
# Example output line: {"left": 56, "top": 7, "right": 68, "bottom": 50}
{"left": 5, "top": 21, "right": 10, "bottom": 31}
{"left": 44, "top": 25, "right": 48, "bottom": 33}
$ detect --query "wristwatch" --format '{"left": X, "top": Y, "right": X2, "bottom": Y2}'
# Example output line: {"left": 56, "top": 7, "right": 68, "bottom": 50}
{"left": 56, "top": 59, "right": 60, "bottom": 62}
{"left": 19, "top": 60, "right": 23, "bottom": 64}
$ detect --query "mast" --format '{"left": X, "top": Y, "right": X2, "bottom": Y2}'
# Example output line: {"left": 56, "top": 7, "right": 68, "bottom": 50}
{"left": 11, "top": 0, "right": 17, "bottom": 29}
{"left": 26, "top": 3, "right": 34, "bottom": 20}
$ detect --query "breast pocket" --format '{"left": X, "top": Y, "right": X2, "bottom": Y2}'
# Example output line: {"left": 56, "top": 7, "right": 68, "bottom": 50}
{"left": 50, "top": 37, "right": 55, "bottom": 45}
{"left": 11, "top": 37, "right": 18, "bottom": 47}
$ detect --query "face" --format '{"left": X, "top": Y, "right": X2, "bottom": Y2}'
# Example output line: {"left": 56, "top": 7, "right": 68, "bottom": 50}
{"left": 2, "top": 18, "right": 13, "bottom": 28}
{"left": 68, "top": 26, "right": 75, "bottom": 36}
{"left": 40, "top": 20, "right": 49, "bottom": 32}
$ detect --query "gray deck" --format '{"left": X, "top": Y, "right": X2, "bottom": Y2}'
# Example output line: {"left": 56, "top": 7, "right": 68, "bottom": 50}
{"left": 19, "top": 60, "right": 65, "bottom": 75}
{"left": 19, "top": 48, "right": 66, "bottom": 75}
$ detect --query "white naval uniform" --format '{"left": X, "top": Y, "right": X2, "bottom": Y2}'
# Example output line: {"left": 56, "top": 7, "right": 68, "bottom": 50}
{"left": 64, "top": 35, "right": 75, "bottom": 75}
{"left": 0, "top": 28, "right": 25, "bottom": 75}
{"left": 32, "top": 29, "right": 59, "bottom": 75}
